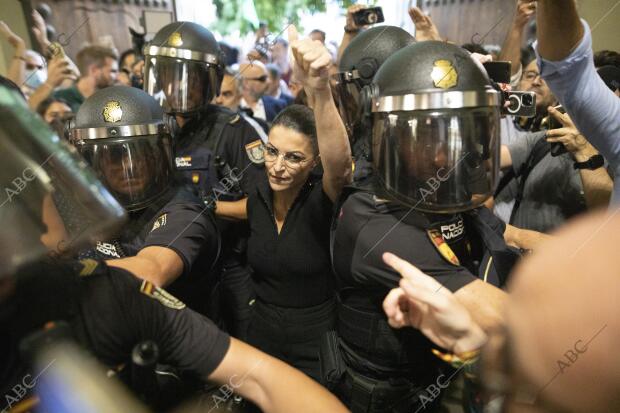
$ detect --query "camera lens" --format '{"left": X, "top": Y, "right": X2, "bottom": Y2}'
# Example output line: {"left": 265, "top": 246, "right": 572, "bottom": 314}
{"left": 368, "top": 12, "right": 378, "bottom": 24}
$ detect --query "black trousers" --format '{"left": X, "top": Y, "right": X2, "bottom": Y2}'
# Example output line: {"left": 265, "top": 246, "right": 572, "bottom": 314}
{"left": 247, "top": 297, "right": 336, "bottom": 382}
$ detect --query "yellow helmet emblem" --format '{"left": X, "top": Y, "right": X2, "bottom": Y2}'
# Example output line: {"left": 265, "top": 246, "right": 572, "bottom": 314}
{"left": 102, "top": 100, "right": 123, "bottom": 123}
{"left": 431, "top": 60, "right": 458, "bottom": 89}
{"left": 168, "top": 32, "right": 183, "bottom": 47}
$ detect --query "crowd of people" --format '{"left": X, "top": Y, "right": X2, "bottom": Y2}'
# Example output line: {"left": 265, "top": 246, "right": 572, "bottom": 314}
{"left": 1, "top": 0, "right": 619, "bottom": 412}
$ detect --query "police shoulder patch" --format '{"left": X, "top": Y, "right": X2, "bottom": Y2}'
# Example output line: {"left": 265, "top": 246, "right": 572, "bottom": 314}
{"left": 140, "top": 280, "right": 186, "bottom": 310}
{"left": 245, "top": 139, "right": 264, "bottom": 164}
{"left": 151, "top": 213, "right": 168, "bottom": 232}
{"left": 427, "top": 229, "right": 460, "bottom": 266}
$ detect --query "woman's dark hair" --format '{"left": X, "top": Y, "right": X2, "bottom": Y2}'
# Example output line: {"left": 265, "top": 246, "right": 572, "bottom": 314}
{"left": 36, "top": 96, "right": 71, "bottom": 117}
{"left": 119, "top": 49, "right": 136, "bottom": 68}
{"left": 272, "top": 104, "right": 318, "bottom": 155}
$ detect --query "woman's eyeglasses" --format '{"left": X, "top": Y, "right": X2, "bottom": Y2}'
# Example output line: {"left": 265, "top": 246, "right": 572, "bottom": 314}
{"left": 263, "top": 144, "right": 314, "bottom": 169}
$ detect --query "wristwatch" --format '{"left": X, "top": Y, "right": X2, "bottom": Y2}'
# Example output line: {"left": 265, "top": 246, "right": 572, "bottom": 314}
{"left": 573, "top": 154, "right": 604, "bottom": 170}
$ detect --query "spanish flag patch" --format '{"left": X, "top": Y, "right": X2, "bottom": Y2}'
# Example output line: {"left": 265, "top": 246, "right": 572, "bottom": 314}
{"left": 427, "top": 228, "right": 460, "bottom": 266}
{"left": 140, "top": 280, "right": 186, "bottom": 310}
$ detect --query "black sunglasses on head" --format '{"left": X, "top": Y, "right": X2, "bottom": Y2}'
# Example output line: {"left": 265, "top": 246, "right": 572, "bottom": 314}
{"left": 245, "top": 75, "right": 268, "bottom": 82}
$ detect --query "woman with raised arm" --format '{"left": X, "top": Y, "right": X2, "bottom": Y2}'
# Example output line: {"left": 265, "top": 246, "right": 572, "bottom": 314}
{"left": 244, "top": 26, "right": 352, "bottom": 380}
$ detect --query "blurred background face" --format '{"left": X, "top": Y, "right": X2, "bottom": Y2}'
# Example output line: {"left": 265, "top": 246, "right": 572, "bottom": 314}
{"left": 43, "top": 101, "right": 72, "bottom": 124}
{"left": 121, "top": 52, "right": 136, "bottom": 72}
{"left": 267, "top": 71, "right": 280, "bottom": 96}
{"left": 265, "top": 125, "right": 317, "bottom": 193}
{"left": 519, "top": 60, "right": 556, "bottom": 113}
{"left": 271, "top": 42, "right": 289, "bottom": 70}
{"left": 94, "top": 57, "right": 119, "bottom": 89}
{"left": 241, "top": 63, "right": 269, "bottom": 100}
{"left": 215, "top": 74, "right": 241, "bottom": 110}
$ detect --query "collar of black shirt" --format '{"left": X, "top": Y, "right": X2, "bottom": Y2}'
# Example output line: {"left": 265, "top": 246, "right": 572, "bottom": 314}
{"left": 257, "top": 174, "right": 320, "bottom": 216}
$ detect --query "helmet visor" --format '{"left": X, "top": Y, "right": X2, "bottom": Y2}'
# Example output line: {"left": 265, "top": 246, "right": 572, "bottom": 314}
{"left": 144, "top": 56, "right": 219, "bottom": 114}
{"left": 371, "top": 108, "right": 500, "bottom": 213}
{"left": 78, "top": 134, "right": 173, "bottom": 212}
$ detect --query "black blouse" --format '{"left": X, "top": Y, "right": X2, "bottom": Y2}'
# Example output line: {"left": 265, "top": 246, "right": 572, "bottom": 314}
{"left": 247, "top": 176, "right": 335, "bottom": 308}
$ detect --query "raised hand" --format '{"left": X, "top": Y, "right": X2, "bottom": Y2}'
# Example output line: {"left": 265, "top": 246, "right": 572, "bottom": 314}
{"left": 44, "top": 56, "right": 79, "bottom": 89}
{"left": 408, "top": 7, "right": 442, "bottom": 42}
{"left": 288, "top": 25, "right": 332, "bottom": 92}
{"left": 382, "top": 252, "right": 487, "bottom": 354}
{"left": 0, "top": 20, "right": 26, "bottom": 50}
{"left": 31, "top": 10, "right": 50, "bottom": 50}
{"left": 345, "top": 4, "right": 369, "bottom": 32}
{"left": 514, "top": 0, "right": 537, "bottom": 29}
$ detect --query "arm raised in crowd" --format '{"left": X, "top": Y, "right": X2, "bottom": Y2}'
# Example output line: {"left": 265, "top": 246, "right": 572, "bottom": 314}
{"left": 289, "top": 25, "right": 352, "bottom": 202}
{"left": 408, "top": 7, "right": 443, "bottom": 42}
{"left": 337, "top": 4, "right": 368, "bottom": 64}
{"left": 499, "top": 0, "right": 536, "bottom": 76}
{"left": 536, "top": 0, "right": 583, "bottom": 62}
{"left": 28, "top": 56, "right": 78, "bottom": 111}
{"left": 0, "top": 20, "right": 27, "bottom": 86}
{"left": 535, "top": 0, "right": 620, "bottom": 205}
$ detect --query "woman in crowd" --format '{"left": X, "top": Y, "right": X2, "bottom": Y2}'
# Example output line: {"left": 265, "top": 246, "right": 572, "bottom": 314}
{"left": 244, "top": 29, "right": 351, "bottom": 380}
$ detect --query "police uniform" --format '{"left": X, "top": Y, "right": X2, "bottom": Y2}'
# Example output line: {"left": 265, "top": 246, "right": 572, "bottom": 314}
{"left": 144, "top": 22, "right": 268, "bottom": 338}
{"left": 326, "top": 41, "right": 519, "bottom": 412}
{"left": 1, "top": 258, "right": 230, "bottom": 408}
{"left": 69, "top": 86, "right": 221, "bottom": 317}
{"left": 0, "top": 86, "right": 228, "bottom": 410}
{"left": 80, "top": 186, "right": 219, "bottom": 315}
{"left": 325, "top": 184, "right": 517, "bottom": 412}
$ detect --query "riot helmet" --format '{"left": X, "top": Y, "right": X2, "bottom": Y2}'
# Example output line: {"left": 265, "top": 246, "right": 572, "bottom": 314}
{"left": 333, "top": 26, "right": 415, "bottom": 141}
{"left": 70, "top": 86, "right": 173, "bottom": 212}
{"left": 144, "top": 22, "right": 224, "bottom": 115}
{"left": 0, "top": 84, "right": 125, "bottom": 278}
{"left": 369, "top": 41, "right": 501, "bottom": 213}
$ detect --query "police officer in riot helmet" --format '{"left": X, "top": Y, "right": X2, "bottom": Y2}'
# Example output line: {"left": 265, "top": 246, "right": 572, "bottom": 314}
{"left": 327, "top": 41, "right": 523, "bottom": 412}
{"left": 70, "top": 85, "right": 219, "bottom": 316}
{"left": 144, "top": 22, "right": 266, "bottom": 338}
{"left": 0, "top": 84, "right": 349, "bottom": 413}
{"left": 332, "top": 26, "right": 414, "bottom": 184}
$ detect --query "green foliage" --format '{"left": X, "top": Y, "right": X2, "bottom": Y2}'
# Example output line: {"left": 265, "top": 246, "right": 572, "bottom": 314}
{"left": 212, "top": 0, "right": 359, "bottom": 35}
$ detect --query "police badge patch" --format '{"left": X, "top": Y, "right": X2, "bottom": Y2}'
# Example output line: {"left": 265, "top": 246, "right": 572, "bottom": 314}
{"left": 245, "top": 139, "right": 264, "bottom": 164}
{"left": 427, "top": 229, "right": 460, "bottom": 266}
{"left": 431, "top": 60, "right": 458, "bottom": 90}
{"left": 140, "top": 280, "right": 186, "bottom": 310}
{"left": 151, "top": 213, "right": 168, "bottom": 232}
{"left": 102, "top": 100, "right": 123, "bottom": 122}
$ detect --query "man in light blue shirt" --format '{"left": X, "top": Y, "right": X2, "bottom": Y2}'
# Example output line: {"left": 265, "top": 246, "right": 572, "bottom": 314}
{"left": 534, "top": 0, "right": 620, "bottom": 205}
